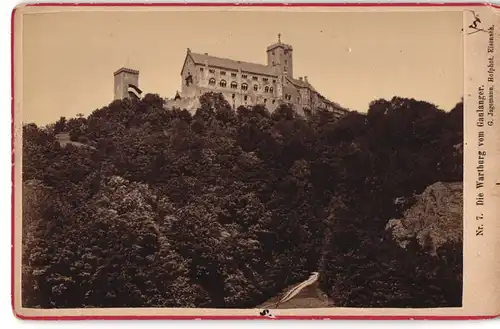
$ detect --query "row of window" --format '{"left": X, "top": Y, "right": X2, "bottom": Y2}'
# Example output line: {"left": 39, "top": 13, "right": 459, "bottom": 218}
{"left": 227, "top": 93, "right": 276, "bottom": 105}
{"left": 201, "top": 67, "right": 276, "bottom": 83}
{"left": 208, "top": 78, "right": 274, "bottom": 93}
{"left": 284, "top": 94, "right": 302, "bottom": 103}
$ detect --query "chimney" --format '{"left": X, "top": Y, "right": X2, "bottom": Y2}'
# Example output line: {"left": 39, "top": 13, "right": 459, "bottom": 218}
{"left": 304, "top": 76, "right": 308, "bottom": 83}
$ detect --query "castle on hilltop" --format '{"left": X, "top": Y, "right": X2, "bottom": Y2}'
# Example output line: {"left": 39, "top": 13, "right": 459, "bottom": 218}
{"left": 114, "top": 34, "right": 349, "bottom": 118}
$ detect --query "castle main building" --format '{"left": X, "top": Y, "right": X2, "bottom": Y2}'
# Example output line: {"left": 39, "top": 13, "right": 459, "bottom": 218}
{"left": 174, "top": 35, "right": 349, "bottom": 118}
{"left": 113, "top": 35, "right": 349, "bottom": 118}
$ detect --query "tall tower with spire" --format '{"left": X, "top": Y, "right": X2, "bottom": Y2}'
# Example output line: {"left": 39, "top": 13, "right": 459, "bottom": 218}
{"left": 266, "top": 33, "right": 293, "bottom": 78}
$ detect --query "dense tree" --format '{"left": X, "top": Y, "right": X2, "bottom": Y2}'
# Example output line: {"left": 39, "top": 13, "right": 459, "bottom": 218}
{"left": 22, "top": 92, "right": 463, "bottom": 308}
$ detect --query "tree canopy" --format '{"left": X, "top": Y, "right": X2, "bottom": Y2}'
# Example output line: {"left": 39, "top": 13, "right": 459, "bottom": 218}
{"left": 22, "top": 93, "right": 463, "bottom": 308}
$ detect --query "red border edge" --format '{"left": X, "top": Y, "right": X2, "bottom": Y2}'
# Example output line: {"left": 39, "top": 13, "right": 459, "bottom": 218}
{"left": 10, "top": 1, "right": 500, "bottom": 321}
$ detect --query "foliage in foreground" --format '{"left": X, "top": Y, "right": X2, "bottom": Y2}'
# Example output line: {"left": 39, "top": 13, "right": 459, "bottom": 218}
{"left": 22, "top": 93, "right": 463, "bottom": 308}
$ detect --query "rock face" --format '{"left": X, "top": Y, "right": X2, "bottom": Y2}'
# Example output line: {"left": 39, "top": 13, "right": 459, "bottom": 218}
{"left": 385, "top": 181, "right": 463, "bottom": 255}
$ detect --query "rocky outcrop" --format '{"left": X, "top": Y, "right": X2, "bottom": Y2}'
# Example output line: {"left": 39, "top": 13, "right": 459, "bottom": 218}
{"left": 385, "top": 181, "right": 463, "bottom": 255}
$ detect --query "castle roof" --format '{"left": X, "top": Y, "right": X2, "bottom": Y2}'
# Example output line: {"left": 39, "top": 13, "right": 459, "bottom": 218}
{"left": 266, "top": 42, "right": 293, "bottom": 52}
{"left": 266, "top": 34, "right": 293, "bottom": 52}
{"left": 114, "top": 67, "right": 139, "bottom": 76}
{"left": 285, "top": 76, "right": 348, "bottom": 113}
{"left": 286, "top": 76, "right": 317, "bottom": 92}
{"left": 188, "top": 52, "right": 277, "bottom": 77}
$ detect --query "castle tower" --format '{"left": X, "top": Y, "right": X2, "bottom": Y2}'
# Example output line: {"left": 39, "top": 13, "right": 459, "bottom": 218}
{"left": 266, "top": 33, "right": 293, "bottom": 78}
{"left": 113, "top": 67, "right": 142, "bottom": 100}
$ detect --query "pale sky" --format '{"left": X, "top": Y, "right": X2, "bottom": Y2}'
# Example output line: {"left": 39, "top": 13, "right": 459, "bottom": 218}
{"left": 21, "top": 9, "right": 463, "bottom": 125}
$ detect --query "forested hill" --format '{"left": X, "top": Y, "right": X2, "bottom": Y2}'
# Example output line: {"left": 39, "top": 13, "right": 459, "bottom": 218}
{"left": 22, "top": 92, "right": 463, "bottom": 309}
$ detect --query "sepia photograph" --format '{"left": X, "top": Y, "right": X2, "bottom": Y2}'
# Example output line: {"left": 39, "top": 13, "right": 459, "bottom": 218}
{"left": 17, "top": 6, "right": 465, "bottom": 312}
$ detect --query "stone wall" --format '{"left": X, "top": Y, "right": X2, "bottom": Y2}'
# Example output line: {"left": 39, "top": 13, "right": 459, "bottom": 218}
{"left": 164, "top": 96, "right": 201, "bottom": 114}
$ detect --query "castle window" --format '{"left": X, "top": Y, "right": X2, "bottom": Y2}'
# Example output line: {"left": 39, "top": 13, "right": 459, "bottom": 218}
{"left": 221, "top": 71, "right": 226, "bottom": 76}
{"left": 209, "top": 69, "right": 215, "bottom": 74}
{"left": 232, "top": 94, "right": 235, "bottom": 99}
{"left": 297, "top": 96, "right": 300, "bottom": 102}
{"left": 252, "top": 76, "right": 258, "bottom": 81}
{"left": 209, "top": 78, "right": 216, "bottom": 85}
{"left": 264, "top": 86, "right": 269, "bottom": 93}
{"left": 270, "top": 87, "right": 274, "bottom": 93}
{"left": 272, "top": 61, "right": 275, "bottom": 66}
{"left": 272, "top": 51, "right": 275, "bottom": 55}
{"left": 263, "top": 78, "right": 269, "bottom": 82}
{"left": 272, "top": 100, "right": 276, "bottom": 104}
{"left": 285, "top": 60, "right": 287, "bottom": 65}
{"left": 244, "top": 95, "right": 248, "bottom": 101}
{"left": 241, "top": 83, "right": 248, "bottom": 91}
{"left": 253, "top": 84, "right": 259, "bottom": 91}
{"left": 242, "top": 74, "right": 248, "bottom": 79}
{"left": 200, "top": 67, "right": 204, "bottom": 72}
{"left": 264, "top": 99, "right": 267, "bottom": 103}
{"left": 219, "top": 80, "right": 227, "bottom": 87}
{"left": 230, "top": 81, "right": 238, "bottom": 89}
{"left": 231, "top": 72, "right": 237, "bottom": 77}
{"left": 272, "top": 79, "right": 276, "bottom": 83}
{"left": 185, "top": 73, "right": 193, "bottom": 86}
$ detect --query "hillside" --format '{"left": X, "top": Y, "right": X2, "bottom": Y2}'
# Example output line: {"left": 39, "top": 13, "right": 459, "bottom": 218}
{"left": 22, "top": 92, "right": 463, "bottom": 309}
{"left": 386, "top": 181, "right": 463, "bottom": 256}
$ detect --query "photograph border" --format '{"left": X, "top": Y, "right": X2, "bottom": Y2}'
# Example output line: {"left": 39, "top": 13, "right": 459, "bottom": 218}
{"left": 11, "top": 1, "right": 499, "bottom": 321}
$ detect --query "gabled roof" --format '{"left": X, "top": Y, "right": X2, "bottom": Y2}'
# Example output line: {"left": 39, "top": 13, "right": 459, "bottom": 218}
{"left": 286, "top": 76, "right": 317, "bottom": 92}
{"left": 185, "top": 51, "right": 278, "bottom": 77}
{"left": 285, "top": 76, "right": 349, "bottom": 113}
